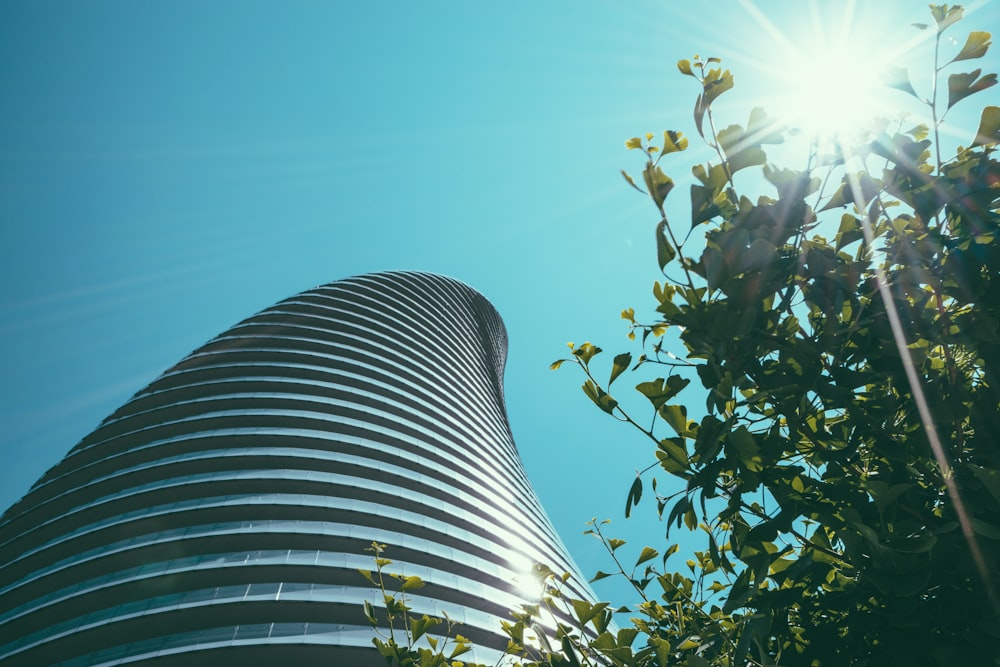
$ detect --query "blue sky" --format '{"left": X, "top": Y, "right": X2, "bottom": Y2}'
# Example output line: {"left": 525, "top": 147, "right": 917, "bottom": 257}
{"left": 2, "top": 1, "right": 997, "bottom": 607}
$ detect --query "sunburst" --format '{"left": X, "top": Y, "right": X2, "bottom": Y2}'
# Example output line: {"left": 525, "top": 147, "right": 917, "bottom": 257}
{"left": 737, "top": 0, "right": 913, "bottom": 144}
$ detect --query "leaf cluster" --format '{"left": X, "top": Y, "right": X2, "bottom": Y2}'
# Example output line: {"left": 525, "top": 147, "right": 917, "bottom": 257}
{"left": 549, "top": 6, "right": 1000, "bottom": 666}
{"left": 359, "top": 542, "right": 483, "bottom": 667}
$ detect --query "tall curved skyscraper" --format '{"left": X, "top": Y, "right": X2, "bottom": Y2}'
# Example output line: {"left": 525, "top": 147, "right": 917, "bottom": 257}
{"left": 0, "top": 271, "right": 597, "bottom": 666}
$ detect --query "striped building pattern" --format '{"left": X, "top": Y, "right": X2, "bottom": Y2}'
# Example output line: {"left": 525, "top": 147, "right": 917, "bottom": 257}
{"left": 0, "top": 271, "right": 598, "bottom": 666}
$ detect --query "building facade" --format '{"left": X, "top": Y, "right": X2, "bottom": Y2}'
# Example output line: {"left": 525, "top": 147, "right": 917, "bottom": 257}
{"left": 0, "top": 271, "right": 597, "bottom": 666}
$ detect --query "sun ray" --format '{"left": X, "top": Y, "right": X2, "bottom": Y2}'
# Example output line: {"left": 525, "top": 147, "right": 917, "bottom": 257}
{"left": 733, "top": 0, "right": 929, "bottom": 146}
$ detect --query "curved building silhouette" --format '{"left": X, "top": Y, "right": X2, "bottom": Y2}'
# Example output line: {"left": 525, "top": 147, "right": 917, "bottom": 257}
{"left": 0, "top": 271, "right": 596, "bottom": 666}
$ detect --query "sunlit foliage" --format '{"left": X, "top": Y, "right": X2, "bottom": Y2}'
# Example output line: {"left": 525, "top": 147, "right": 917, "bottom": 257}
{"left": 367, "top": 5, "right": 999, "bottom": 666}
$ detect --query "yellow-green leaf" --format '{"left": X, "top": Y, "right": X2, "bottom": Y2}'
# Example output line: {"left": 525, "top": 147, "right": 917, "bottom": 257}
{"left": 883, "top": 65, "right": 920, "bottom": 99}
{"left": 931, "top": 4, "right": 963, "bottom": 34}
{"left": 609, "top": 352, "right": 632, "bottom": 386}
{"left": 621, "top": 169, "right": 644, "bottom": 193}
{"left": 662, "top": 130, "right": 688, "bottom": 154}
{"left": 973, "top": 105, "right": 1000, "bottom": 146}
{"left": 636, "top": 376, "right": 690, "bottom": 409}
{"left": 702, "top": 67, "right": 734, "bottom": 105}
{"left": 625, "top": 137, "right": 643, "bottom": 150}
{"left": 583, "top": 379, "right": 618, "bottom": 414}
{"left": 745, "top": 106, "right": 784, "bottom": 145}
{"left": 656, "top": 220, "right": 676, "bottom": 270}
{"left": 658, "top": 437, "right": 689, "bottom": 464}
{"left": 643, "top": 164, "right": 675, "bottom": 210}
{"left": 947, "top": 69, "right": 998, "bottom": 110}
{"left": 660, "top": 404, "right": 690, "bottom": 436}
{"left": 400, "top": 575, "right": 424, "bottom": 591}
{"left": 625, "top": 475, "right": 642, "bottom": 518}
{"left": 951, "top": 30, "right": 992, "bottom": 63}
{"left": 572, "top": 341, "right": 602, "bottom": 364}
{"left": 635, "top": 546, "right": 659, "bottom": 567}
{"left": 677, "top": 59, "right": 694, "bottom": 76}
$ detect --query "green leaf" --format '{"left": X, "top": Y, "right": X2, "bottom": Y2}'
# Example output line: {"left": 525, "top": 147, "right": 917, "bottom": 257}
{"left": 609, "top": 352, "right": 632, "bottom": 386}
{"left": 738, "top": 237, "right": 778, "bottom": 273}
{"left": 970, "top": 517, "right": 1000, "bottom": 540}
{"left": 625, "top": 475, "right": 642, "bottom": 518}
{"left": 728, "top": 426, "right": 759, "bottom": 459}
{"left": 820, "top": 172, "right": 880, "bottom": 212}
{"left": 656, "top": 220, "right": 676, "bottom": 270}
{"left": 835, "top": 213, "right": 864, "bottom": 250}
{"left": 677, "top": 59, "right": 694, "bottom": 76}
{"left": 625, "top": 137, "right": 643, "bottom": 149}
{"left": 644, "top": 164, "right": 675, "bottom": 210}
{"left": 883, "top": 65, "right": 920, "bottom": 99}
{"left": 717, "top": 118, "right": 773, "bottom": 174}
{"left": 549, "top": 359, "right": 567, "bottom": 371}
{"left": 693, "top": 162, "right": 730, "bottom": 189}
{"left": 930, "top": 3, "right": 963, "bottom": 34}
{"left": 763, "top": 165, "right": 819, "bottom": 201}
{"left": 951, "top": 30, "right": 992, "bottom": 62}
{"left": 400, "top": 575, "right": 424, "bottom": 591}
{"left": 621, "top": 169, "right": 644, "bottom": 193}
{"left": 683, "top": 506, "right": 697, "bottom": 531}
{"left": 871, "top": 132, "right": 932, "bottom": 175}
{"left": 636, "top": 376, "right": 690, "bottom": 409}
{"left": 589, "top": 570, "right": 614, "bottom": 583}
{"left": 865, "top": 480, "right": 915, "bottom": 515}
{"left": 583, "top": 379, "right": 618, "bottom": 414}
{"left": 635, "top": 545, "right": 659, "bottom": 567}
{"left": 662, "top": 129, "right": 688, "bottom": 154}
{"left": 690, "top": 183, "right": 720, "bottom": 226}
{"left": 572, "top": 341, "right": 602, "bottom": 364}
{"left": 728, "top": 145, "right": 767, "bottom": 175}
{"left": 693, "top": 414, "right": 725, "bottom": 462}
{"left": 973, "top": 105, "right": 1000, "bottom": 146}
{"left": 660, "top": 404, "right": 690, "bottom": 437}
{"left": 684, "top": 657, "right": 712, "bottom": 667}
{"left": 723, "top": 568, "right": 752, "bottom": 613}
{"left": 969, "top": 464, "right": 1000, "bottom": 505}
{"left": 745, "top": 106, "right": 784, "bottom": 145}
{"left": 561, "top": 636, "right": 582, "bottom": 667}
{"left": 449, "top": 641, "right": 472, "bottom": 659}
{"left": 947, "top": 69, "right": 998, "bottom": 110}
{"left": 702, "top": 67, "right": 734, "bottom": 105}
{"left": 689, "top": 163, "right": 731, "bottom": 226}
{"left": 571, "top": 598, "right": 593, "bottom": 624}
{"left": 658, "top": 437, "right": 689, "bottom": 465}
{"left": 694, "top": 93, "right": 708, "bottom": 138}
{"left": 410, "top": 615, "right": 437, "bottom": 642}
{"left": 650, "top": 636, "right": 670, "bottom": 667}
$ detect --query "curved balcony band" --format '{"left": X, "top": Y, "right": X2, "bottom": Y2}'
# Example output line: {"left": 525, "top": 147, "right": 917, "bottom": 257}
{"left": 0, "top": 271, "right": 597, "bottom": 666}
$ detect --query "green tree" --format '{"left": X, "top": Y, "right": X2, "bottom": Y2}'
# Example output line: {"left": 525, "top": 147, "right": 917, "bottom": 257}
{"left": 367, "top": 5, "right": 1000, "bottom": 666}
{"left": 545, "top": 4, "right": 1000, "bottom": 666}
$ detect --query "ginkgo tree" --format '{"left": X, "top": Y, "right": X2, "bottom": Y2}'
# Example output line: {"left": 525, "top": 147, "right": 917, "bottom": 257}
{"left": 367, "top": 5, "right": 1000, "bottom": 666}
{"left": 546, "top": 4, "right": 1000, "bottom": 666}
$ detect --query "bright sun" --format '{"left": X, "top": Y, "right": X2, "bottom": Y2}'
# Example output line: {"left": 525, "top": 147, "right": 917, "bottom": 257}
{"left": 773, "top": 44, "right": 889, "bottom": 140}
{"left": 744, "top": 2, "right": 909, "bottom": 144}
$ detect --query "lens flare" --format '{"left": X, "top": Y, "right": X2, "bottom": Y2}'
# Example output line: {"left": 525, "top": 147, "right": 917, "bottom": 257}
{"left": 738, "top": 0, "right": 911, "bottom": 144}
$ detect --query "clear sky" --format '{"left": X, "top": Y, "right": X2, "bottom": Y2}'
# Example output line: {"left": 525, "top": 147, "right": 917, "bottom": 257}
{"left": 2, "top": 0, "right": 997, "bottom": 608}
